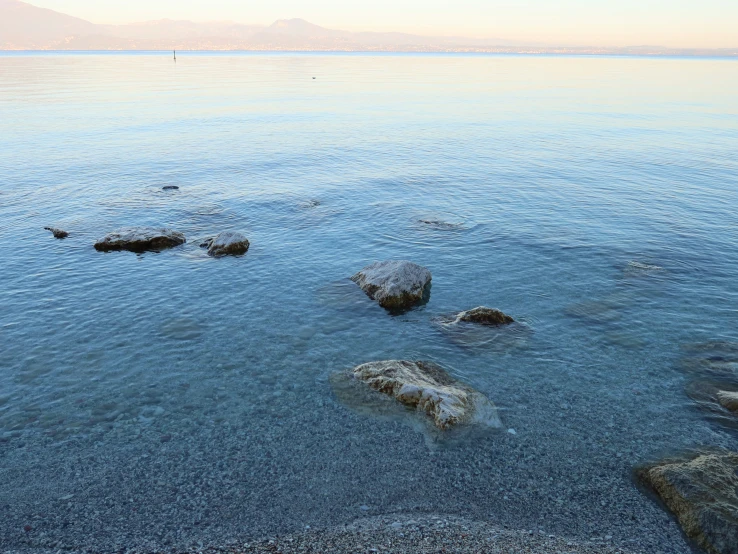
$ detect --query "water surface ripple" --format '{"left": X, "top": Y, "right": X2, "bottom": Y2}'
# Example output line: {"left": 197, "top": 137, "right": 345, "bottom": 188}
{"left": 1, "top": 52, "right": 737, "bottom": 553}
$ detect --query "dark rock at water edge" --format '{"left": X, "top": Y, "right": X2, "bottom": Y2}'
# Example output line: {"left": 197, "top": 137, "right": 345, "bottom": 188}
{"left": 637, "top": 451, "right": 738, "bottom": 554}
{"left": 348, "top": 360, "right": 501, "bottom": 430}
{"left": 44, "top": 227, "right": 68, "bottom": 239}
{"left": 456, "top": 306, "right": 514, "bottom": 326}
{"left": 351, "top": 260, "right": 431, "bottom": 311}
{"left": 200, "top": 231, "right": 250, "bottom": 257}
{"left": 93, "top": 227, "right": 186, "bottom": 252}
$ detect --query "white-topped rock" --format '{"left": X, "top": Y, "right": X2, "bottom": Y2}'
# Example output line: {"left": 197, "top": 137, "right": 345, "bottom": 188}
{"left": 352, "top": 360, "right": 501, "bottom": 430}
{"left": 93, "top": 227, "right": 185, "bottom": 252}
{"left": 351, "top": 260, "right": 431, "bottom": 311}
{"left": 200, "top": 231, "right": 250, "bottom": 257}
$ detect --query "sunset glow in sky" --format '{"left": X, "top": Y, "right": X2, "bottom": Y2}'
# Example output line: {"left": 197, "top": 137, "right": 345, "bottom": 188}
{"left": 26, "top": 0, "right": 738, "bottom": 48}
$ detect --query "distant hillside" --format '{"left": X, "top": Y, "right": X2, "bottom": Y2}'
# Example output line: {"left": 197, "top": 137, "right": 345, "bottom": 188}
{"left": 0, "top": 0, "right": 97, "bottom": 48}
{"left": 1, "top": 0, "right": 736, "bottom": 55}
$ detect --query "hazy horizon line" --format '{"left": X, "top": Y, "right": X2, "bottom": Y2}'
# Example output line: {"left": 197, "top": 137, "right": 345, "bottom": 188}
{"left": 2, "top": 1, "right": 737, "bottom": 54}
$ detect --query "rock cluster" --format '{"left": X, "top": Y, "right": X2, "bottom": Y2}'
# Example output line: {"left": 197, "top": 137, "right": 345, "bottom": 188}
{"left": 200, "top": 231, "right": 250, "bottom": 257}
{"left": 638, "top": 452, "right": 738, "bottom": 554}
{"left": 351, "top": 360, "right": 501, "bottom": 430}
{"left": 93, "top": 227, "right": 186, "bottom": 252}
{"left": 351, "top": 260, "right": 431, "bottom": 311}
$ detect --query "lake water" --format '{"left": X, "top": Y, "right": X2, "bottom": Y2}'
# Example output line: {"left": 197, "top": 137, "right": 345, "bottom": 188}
{"left": 1, "top": 52, "right": 737, "bottom": 553}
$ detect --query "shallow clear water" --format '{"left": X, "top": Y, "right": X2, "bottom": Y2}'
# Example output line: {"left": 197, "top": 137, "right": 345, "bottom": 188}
{"left": 1, "top": 52, "right": 737, "bottom": 552}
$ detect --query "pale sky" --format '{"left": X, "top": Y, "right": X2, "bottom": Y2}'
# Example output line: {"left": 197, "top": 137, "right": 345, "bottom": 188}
{"left": 29, "top": 0, "right": 738, "bottom": 48}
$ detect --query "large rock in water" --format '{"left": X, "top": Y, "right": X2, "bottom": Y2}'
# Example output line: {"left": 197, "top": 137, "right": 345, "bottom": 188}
{"left": 351, "top": 260, "right": 431, "bottom": 311}
{"left": 200, "top": 231, "right": 250, "bottom": 257}
{"left": 94, "top": 227, "right": 185, "bottom": 252}
{"left": 352, "top": 360, "right": 501, "bottom": 430}
{"left": 638, "top": 452, "right": 738, "bottom": 554}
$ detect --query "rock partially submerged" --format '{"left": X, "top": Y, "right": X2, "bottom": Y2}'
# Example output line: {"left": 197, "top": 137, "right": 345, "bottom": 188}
{"left": 351, "top": 260, "right": 431, "bottom": 311}
{"left": 200, "top": 231, "right": 250, "bottom": 257}
{"left": 351, "top": 360, "right": 501, "bottom": 430}
{"left": 44, "top": 227, "right": 68, "bottom": 239}
{"left": 162, "top": 185, "right": 179, "bottom": 190}
{"left": 638, "top": 452, "right": 738, "bottom": 554}
{"left": 717, "top": 391, "right": 738, "bottom": 413}
{"left": 455, "top": 307, "right": 514, "bottom": 326}
{"left": 93, "top": 227, "right": 185, "bottom": 252}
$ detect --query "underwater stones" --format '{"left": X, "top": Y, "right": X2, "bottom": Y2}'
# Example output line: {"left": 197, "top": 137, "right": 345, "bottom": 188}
{"left": 455, "top": 307, "right": 514, "bottom": 326}
{"left": 93, "top": 227, "right": 186, "bottom": 252}
{"left": 417, "top": 218, "right": 464, "bottom": 231}
{"left": 200, "top": 231, "right": 250, "bottom": 257}
{"left": 44, "top": 227, "right": 68, "bottom": 239}
{"left": 623, "top": 260, "right": 664, "bottom": 277}
{"left": 638, "top": 452, "right": 738, "bottom": 554}
{"left": 351, "top": 360, "right": 501, "bottom": 430}
{"left": 351, "top": 260, "right": 431, "bottom": 311}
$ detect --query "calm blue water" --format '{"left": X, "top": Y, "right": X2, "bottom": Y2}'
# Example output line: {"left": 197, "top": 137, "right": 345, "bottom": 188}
{"left": 0, "top": 52, "right": 737, "bottom": 552}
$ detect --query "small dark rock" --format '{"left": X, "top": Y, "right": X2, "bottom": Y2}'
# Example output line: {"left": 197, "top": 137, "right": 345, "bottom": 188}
{"left": 94, "top": 227, "right": 186, "bottom": 252}
{"left": 44, "top": 227, "right": 69, "bottom": 239}
{"left": 200, "top": 231, "right": 250, "bottom": 257}
{"left": 162, "top": 185, "right": 179, "bottom": 190}
{"left": 456, "top": 307, "right": 514, "bottom": 326}
{"left": 24, "top": 525, "right": 31, "bottom": 533}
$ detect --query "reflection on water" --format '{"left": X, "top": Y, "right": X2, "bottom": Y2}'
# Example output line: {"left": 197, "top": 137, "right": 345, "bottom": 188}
{"left": 0, "top": 52, "right": 737, "bottom": 552}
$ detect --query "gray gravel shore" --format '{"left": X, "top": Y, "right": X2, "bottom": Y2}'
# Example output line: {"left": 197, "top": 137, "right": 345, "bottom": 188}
{"left": 232, "top": 515, "right": 650, "bottom": 554}
{"left": 0, "top": 514, "right": 659, "bottom": 554}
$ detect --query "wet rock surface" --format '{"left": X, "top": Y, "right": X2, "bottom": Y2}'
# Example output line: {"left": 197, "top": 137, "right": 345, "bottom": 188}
{"left": 434, "top": 308, "right": 529, "bottom": 351}
{"left": 455, "top": 306, "right": 514, "bottom": 325}
{"left": 93, "top": 227, "right": 186, "bottom": 252}
{"left": 44, "top": 227, "right": 68, "bottom": 239}
{"left": 349, "top": 360, "right": 501, "bottom": 430}
{"left": 351, "top": 260, "right": 431, "bottom": 311}
{"left": 200, "top": 232, "right": 250, "bottom": 257}
{"left": 717, "top": 391, "right": 738, "bottom": 413}
{"left": 638, "top": 452, "right": 738, "bottom": 554}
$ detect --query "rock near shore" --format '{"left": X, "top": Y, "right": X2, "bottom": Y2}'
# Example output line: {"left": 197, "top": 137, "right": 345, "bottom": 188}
{"left": 94, "top": 227, "right": 186, "bottom": 252}
{"left": 200, "top": 231, "right": 250, "bottom": 257}
{"left": 351, "top": 260, "right": 431, "bottom": 311}
{"left": 352, "top": 360, "right": 501, "bottom": 430}
{"left": 638, "top": 452, "right": 738, "bottom": 554}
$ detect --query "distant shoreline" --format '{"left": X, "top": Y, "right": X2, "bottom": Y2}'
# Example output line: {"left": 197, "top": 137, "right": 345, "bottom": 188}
{"left": 1, "top": 49, "right": 737, "bottom": 58}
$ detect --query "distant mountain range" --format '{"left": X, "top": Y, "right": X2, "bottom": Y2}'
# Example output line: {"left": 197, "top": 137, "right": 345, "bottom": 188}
{"left": 1, "top": 0, "right": 736, "bottom": 55}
